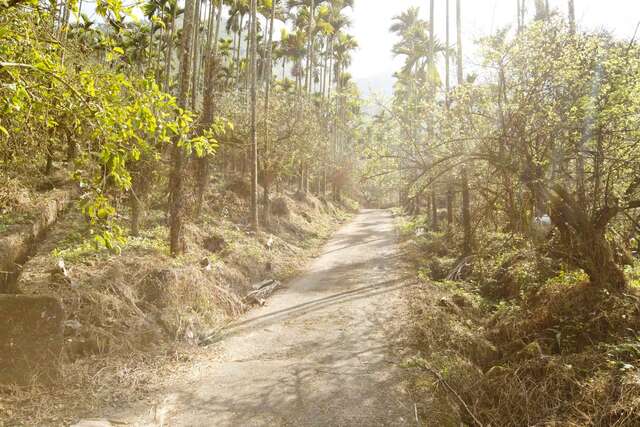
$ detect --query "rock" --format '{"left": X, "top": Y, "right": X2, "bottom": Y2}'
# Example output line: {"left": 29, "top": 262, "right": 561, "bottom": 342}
{"left": 50, "top": 258, "right": 71, "bottom": 284}
{"left": 64, "top": 319, "right": 82, "bottom": 334}
{"left": 0, "top": 295, "right": 64, "bottom": 385}
{"left": 271, "top": 197, "right": 290, "bottom": 217}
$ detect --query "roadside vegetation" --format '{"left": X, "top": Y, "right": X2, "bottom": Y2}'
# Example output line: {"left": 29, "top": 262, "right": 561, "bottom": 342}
{"left": 362, "top": 1, "right": 640, "bottom": 426}
{"left": 0, "top": 0, "right": 361, "bottom": 424}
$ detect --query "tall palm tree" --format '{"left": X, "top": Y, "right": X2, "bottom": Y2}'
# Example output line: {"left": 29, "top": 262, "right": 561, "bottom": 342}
{"left": 324, "top": 2, "right": 351, "bottom": 98}
{"left": 228, "top": 0, "right": 250, "bottom": 88}
{"left": 288, "top": 0, "right": 332, "bottom": 94}
{"left": 391, "top": 7, "right": 444, "bottom": 86}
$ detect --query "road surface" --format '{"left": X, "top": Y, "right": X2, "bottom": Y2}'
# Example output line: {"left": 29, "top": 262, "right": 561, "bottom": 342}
{"left": 110, "top": 209, "right": 414, "bottom": 426}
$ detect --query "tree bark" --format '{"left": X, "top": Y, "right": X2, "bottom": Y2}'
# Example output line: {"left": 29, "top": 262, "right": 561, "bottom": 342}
{"left": 190, "top": 0, "right": 203, "bottom": 109}
{"left": 447, "top": 187, "right": 454, "bottom": 227}
{"left": 262, "top": 0, "right": 276, "bottom": 227}
{"left": 457, "top": 0, "right": 472, "bottom": 254}
{"left": 456, "top": 0, "right": 463, "bottom": 85}
{"left": 195, "top": 0, "right": 223, "bottom": 217}
{"left": 305, "top": 0, "right": 316, "bottom": 94}
{"left": 169, "top": 0, "right": 196, "bottom": 256}
{"left": 568, "top": 0, "right": 576, "bottom": 33}
{"left": 249, "top": 0, "right": 259, "bottom": 231}
{"left": 431, "top": 191, "right": 439, "bottom": 231}
{"left": 550, "top": 188, "right": 627, "bottom": 290}
{"left": 461, "top": 167, "right": 472, "bottom": 255}
{"left": 445, "top": 0, "right": 450, "bottom": 106}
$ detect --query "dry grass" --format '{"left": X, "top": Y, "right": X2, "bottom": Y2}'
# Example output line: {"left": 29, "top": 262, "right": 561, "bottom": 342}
{"left": 399, "top": 217, "right": 640, "bottom": 427}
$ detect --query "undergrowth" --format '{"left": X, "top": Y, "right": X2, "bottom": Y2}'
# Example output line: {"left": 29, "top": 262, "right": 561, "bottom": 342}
{"left": 399, "top": 216, "right": 640, "bottom": 426}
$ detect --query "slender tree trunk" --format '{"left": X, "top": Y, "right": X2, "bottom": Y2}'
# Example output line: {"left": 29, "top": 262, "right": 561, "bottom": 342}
{"left": 164, "top": 14, "right": 176, "bottom": 92}
{"left": 445, "top": 0, "right": 450, "bottom": 106}
{"left": 568, "top": 0, "right": 576, "bottom": 33}
{"left": 169, "top": 0, "right": 196, "bottom": 256}
{"left": 456, "top": 0, "right": 472, "bottom": 255}
{"left": 236, "top": 16, "right": 244, "bottom": 89}
{"left": 447, "top": 188, "right": 454, "bottom": 226}
{"left": 305, "top": 0, "right": 315, "bottom": 93}
{"left": 262, "top": 0, "right": 276, "bottom": 226}
{"left": 461, "top": 167, "right": 472, "bottom": 255}
{"left": 190, "top": 0, "right": 203, "bottom": 109}
{"left": 195, "top": 0, "right": 223, "bottom": 216}
{"left": 517, "top": 0, "right": 521, "bottom": 33}
{"left": 456, "top": 0, "right": 463, "bottom": 86}
{"left": 431, "top": 192, "right": 438, "bottom": 230}
{"left": 244, "top": 11, "right": 252, "bottom": 95}
{"left": 249, "top": 0, "right": 259, "bottom": 231}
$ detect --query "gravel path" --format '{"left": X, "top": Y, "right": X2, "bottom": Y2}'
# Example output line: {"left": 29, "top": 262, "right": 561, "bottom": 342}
{"left": 105, "top": 209, "right": 415, "bottom": 427}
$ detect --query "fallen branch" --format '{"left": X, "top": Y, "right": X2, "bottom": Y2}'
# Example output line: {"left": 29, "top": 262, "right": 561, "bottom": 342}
{"left": 245, "top": 279, "right": 280, "bottom": 306}
{"left": 419, "top": 362, "right": 483, "bottom": 427}
{"left": 446, "top": 255, "right": 474, "bottom": 281}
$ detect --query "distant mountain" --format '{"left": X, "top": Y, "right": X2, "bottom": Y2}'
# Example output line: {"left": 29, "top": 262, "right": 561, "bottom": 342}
{"left": 355, "top": 72, "right": 395, "bottom": 99}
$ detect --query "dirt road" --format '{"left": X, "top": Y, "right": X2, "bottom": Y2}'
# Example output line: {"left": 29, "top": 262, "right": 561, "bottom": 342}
{"left": 111, "top": 209, "right": 415, "bottom": 426}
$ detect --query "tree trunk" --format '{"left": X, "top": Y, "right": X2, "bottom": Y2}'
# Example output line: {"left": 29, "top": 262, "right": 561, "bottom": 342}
{"left": 305, "top": 0, "right": 316, "bottom": 93}
{"left": 249, "top": 0, "right": 259, "bottom": 231}
{"left": 461, "top": 167, "right": 472, "bottom": 255}
{"left": 431, "top": 191, "right": 438, "bottom": 230}
{"left": 456, "top": 0, "right": 463, "bottom": 85}
{"left": 447, "top": 187, "right": 454, "bottom": 227}
{"left": 262, "top": 0, "right": 276, "bottom": 227}
{"left": 457, "top": 0, "right": 472, "bottom": 254}
{"left": 445, "top": 0, "right": 450, "bottom": 106}
{"left": 235, "top": 16, "right": 244, "bottom": 89}
{"left": 190, "top": 0, "right": 202, "bottom": 109}
{"left": 169, "top": 0, "right": 196, "bottom": 256}
{"left": 550, "top": 189, "right": 626, "bottom": 290}
{"left": 568, "top": 0, "right": 576, "bottom": 33}
{"left": 164, "top": 13, "right": 176, "bottom": 92}
{"left": 195, "top": 0, "right": 223, "bottom": 217}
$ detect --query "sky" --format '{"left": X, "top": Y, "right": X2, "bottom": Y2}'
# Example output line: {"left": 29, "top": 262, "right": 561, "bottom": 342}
{"left": 348, "top": 0, "right": 640, "bottom": 97}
